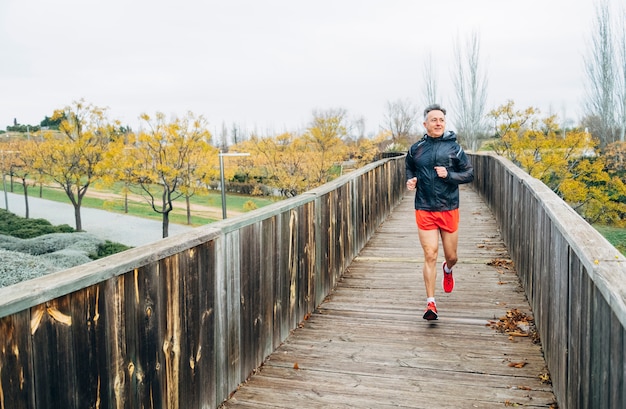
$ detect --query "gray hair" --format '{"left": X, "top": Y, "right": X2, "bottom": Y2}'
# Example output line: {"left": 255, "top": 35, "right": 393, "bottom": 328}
{"left": 423, "top": 104, "right": 446, "bottom": 120}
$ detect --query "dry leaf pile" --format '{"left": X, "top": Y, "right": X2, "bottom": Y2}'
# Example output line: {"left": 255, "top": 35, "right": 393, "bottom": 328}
{"left": 488, "top": 308, "right": 540, "bottom": 344}
{"left": 487, "top": 258, "right": 514, "bottom": 270}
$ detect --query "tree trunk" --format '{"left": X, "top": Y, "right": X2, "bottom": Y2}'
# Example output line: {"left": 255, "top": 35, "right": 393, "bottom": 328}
{"left": 162, "top": 210, "right": 169, "bottom": 238}
{"left": 21, "top": 178, "right": 29, "bottom": 219}
{"left": 74, "top": 204, "right": 82, "bottom": 231}
{"left": 186, "top": 196, "right": 191, "bottom": 225}
{"left": 67, "top": 187, "right": 84, "bottom": 232}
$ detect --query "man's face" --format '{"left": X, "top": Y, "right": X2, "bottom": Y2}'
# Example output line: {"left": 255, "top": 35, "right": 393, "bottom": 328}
{"left": 424, "top": 110, "right": 446, "bottom": 137}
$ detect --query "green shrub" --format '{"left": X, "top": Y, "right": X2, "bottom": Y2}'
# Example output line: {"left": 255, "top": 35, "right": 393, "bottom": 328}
{"left": 10, "top": 227, "right": 50, "bottom": 239}
{"left": 56, "top": 224, "right": 75, "bottom": 233}
{"left": 92, "top": 241, "right": 131, "bottom": 260}
{"left": 0, "top": 209, "right": 129, "bottom": 260}
{"left": 0, "top": 210, "right": 75, "bottom": 238}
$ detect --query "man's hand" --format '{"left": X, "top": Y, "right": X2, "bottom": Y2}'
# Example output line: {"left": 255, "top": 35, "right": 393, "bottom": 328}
{"left": 434, "top": 166, "right": 448, "bottom": 178}
{"left": 406, "top": 177, "right": 417, "bottom": 190}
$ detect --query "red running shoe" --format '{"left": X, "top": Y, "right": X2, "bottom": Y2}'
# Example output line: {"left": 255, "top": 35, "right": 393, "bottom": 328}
{"left": 442, "top": 261, "right": 454, "bottom": 293}
{"left": 423, "top": 301, "right": 438, "bottom": 320}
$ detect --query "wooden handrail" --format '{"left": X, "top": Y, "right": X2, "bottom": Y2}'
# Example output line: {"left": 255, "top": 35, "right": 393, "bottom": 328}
{"left": 0, "top": 155, "right": 406, "bottom": 408}
{"left": 470, "top": 152, "right": 625, "bottom": 409}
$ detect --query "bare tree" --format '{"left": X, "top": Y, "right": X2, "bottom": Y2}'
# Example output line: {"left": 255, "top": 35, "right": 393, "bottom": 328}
{"left": 421, "top": 52, "right": 439, "bottom": 108}
{"left": 451, "top": 30, "right": 489, "bottom": 151}
{"left": 351, "top": 115, "right": 366, "bottom": 141}
{"left": 219, "top": 121, "right": 229, "bottom": 150}
{"left": 617, "top": 2, "right": 626, "bottom": 142}
{"left": 584, "top": 0, "right": 617, "bottom": 146}
{"left": 231, "top": 122, "right": 247, "bottom": 145}
{"left": 383, "top": 98, "right": 418, "bottom": 146}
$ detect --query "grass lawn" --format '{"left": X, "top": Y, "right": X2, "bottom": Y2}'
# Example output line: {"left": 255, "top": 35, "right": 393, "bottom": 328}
{"left": 6, "top": 182, "right": 278, "bottom": 227}
{"left": 593, "top": 224, "right": 626, "bottom": 256}
{"left": 6, "top": 181, "right": 625, "bottom": 256}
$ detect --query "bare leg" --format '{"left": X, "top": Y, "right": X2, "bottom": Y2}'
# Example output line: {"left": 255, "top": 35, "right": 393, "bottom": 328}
{"left": 440, "top": 229, "right": 459, "bottom": 269}
{"left": 418, "top": 228, "right": 440, "bottom": 298}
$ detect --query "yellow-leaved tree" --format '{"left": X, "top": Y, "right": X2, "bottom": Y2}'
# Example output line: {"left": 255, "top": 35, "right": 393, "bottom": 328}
{"left": 304, "top": 109, "right": 349, "bottom": 185}
{"left": 131, "top": 112, "right": 212, "bottom": 237}
{"left": 489, "top": 101, "right": 626, "bottom": 226}
{"left": 29, "top": 100, "right": 118, "bottom": 231}
{"left": 237, "top": 132, "right": 311, "bottom": 197}
{"left": 178, "top": 116, "right": 218, "bottom": 225}
{"left": 101, "top": 133, "right": 140, "bottom": 214}
{"left": 4, "top": 139, "right": 39, "bottom": 218}
{"left": 603, "top": 141, "right": 626, "bottom": 183}
{"left": 229, "top": 109, "right": 378, "bottom": 200}
{"left": 349, "top": 131, "right": 388, "bottom": 167}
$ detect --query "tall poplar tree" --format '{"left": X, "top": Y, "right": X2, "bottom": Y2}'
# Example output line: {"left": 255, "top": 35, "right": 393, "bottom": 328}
{"left": 452, "top": 30, "right": 489, "bottom": 151}
{"left": 584, "top": 0, "right": 617, "bottom": 146}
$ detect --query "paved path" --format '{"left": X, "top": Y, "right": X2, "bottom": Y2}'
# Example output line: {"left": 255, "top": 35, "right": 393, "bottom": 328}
{"left": 3, "top": 192, "right": 195, "bottom": 247}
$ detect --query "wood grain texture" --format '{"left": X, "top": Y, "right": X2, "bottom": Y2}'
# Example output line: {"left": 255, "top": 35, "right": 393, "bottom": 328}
{"left": 220, "top": 186, "right": 557, "bottom": 408}
{"left": 2, "top": 153, "right": 623, "bottom": 408}
{"left": 471, "top": 153, "right": 626, "bottom": 409}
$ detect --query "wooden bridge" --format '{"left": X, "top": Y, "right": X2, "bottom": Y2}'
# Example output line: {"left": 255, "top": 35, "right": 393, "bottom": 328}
{"left": 0, "top": 153, "right": 624, "bottom": 409}
{"left": 219, "top": 186, "right": 557, "bottom": 408}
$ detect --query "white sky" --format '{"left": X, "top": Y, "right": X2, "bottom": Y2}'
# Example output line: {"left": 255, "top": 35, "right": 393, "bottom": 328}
{"left": 0, "top": 0, "right": 598, "bottom": 137}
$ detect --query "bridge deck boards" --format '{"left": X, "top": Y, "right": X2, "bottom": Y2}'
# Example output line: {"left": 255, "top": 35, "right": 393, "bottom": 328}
{"left": 220, "top": 186, "right": 557, "bottom": 408}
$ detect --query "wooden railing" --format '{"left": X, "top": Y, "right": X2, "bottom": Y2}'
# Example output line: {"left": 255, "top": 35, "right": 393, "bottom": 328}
{"left": 470, "top": 152, "right": 626, "bottom": 409}
{"left": 2, "top": 151, "right": 624, "bottom": 409}
{"left": 0, "top": 155, "right": 406, "bottom": 409}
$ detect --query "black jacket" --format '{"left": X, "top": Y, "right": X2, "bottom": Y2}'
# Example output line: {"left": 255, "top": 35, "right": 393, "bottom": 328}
{"left": 405, "top": 131, "right": 474, "bottom": 211}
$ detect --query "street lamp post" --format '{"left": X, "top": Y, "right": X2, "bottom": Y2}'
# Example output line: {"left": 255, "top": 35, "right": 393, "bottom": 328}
{"left": 218, "top": 151, "right": 250, "bottom": 219}
{"left": 2, "top": 163, "right": 7, "bottom": 211}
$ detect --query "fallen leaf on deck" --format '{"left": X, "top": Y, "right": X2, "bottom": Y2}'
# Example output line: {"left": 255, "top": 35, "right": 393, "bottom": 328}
{"left": 488, "top": 308, "right": 540, "bottom": 344}
{"left": 487, "top": 258, "right": 514, "bottom": 269}
{"left": 539, "top": 372, "right": 551, "bottom": 384}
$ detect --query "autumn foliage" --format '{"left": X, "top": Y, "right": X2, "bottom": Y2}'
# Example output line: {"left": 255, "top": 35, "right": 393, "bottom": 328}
{"left": 2, "top": 103, "right": 385, "bottom": 237}
{"left": 488, "top": 101, "right": 626, "bottom": 227}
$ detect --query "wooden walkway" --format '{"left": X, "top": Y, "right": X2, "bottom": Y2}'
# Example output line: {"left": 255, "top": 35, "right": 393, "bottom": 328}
{"left": 220, "top": 186, "right": 557, "bottom": 408}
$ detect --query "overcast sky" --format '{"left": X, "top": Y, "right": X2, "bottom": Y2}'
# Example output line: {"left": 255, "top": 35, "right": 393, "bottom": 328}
{"left": 0, "top": 0, "right": 600, "bottom": 137}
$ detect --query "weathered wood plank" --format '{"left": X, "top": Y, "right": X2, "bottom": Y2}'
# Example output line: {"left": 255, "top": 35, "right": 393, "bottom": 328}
{"left": 31, "top": 295, "right": 75, "bottom": 407}
{"left": 471, "top": 153, "right": 626, "bottom": 408}
{"left": 0, "top": 155, "right": 409, "bottom": 408}
{"left": 220, "top": 186, "right": 557, "bottom": 408}
{"left": 0, "top": 311, "right": 34, "bottom": 409}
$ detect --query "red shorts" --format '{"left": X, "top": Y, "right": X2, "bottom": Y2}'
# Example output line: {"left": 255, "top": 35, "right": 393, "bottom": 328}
{"left": 415, "top": 209, "right": 459, "bottom": 233}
